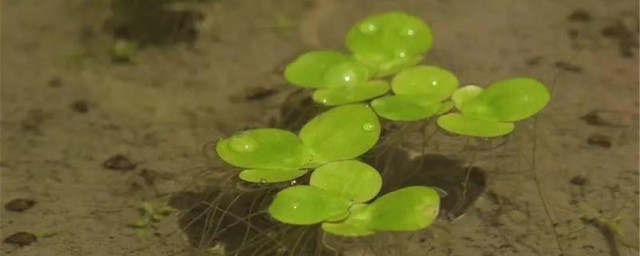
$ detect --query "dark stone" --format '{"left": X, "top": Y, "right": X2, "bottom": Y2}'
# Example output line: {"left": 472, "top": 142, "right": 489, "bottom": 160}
{"left": 3, "top": 232, "right": 37, "bottom": 246}
{"left": 568, "top": 10, "right": 592, "bottom": 22}
{"left": 5, "top": 199, "right": 36, "bottom": 212}
{"left": 587, "top": 134, "right": 612, "bottom": 148}
{"left": 71, "top": 100, "right": 89, "bottom": 113}
{"left": 103, "top": 154, "right": 136, "bottom": 171}
{"left": 569, "top": 176, "right": 587, "bottom": 186}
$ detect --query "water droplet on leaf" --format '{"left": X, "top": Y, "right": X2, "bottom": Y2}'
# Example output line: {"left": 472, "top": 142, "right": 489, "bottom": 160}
{"left": 359, "top": 22, "right": 377, "bottom": 34}
{"left": 290, "top": 180, "right": 297, "bottom": 185}
{"left": 362, "top": 123, "right": 375, "bottom": 131}
{"left": 229, "top": 134, "right": 257, "bottom": 153}
{"left": 395, "top": 49, "right": 408, "bottom": 58}
{"left": 400, "top": 27, "right": 416, "bottom": 37}
{"left": 258, "top": 178, "right": 267, "bottom": 184}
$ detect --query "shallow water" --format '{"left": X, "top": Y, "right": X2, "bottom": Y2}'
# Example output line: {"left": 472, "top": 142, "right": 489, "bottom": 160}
{"left": 1, "top": 0, "right": 638, "bottom": 255}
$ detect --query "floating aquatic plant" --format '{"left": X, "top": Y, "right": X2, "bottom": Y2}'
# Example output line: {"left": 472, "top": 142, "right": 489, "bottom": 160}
{"left": 437, "top": 78, "right": 550, "bottom": 137}
{"left": 268, "top": 160, "right": 440, "bottom": 236}
{"left": 216, "top": 104, "right": 380, "bottom": 183}
{"left": 347, "top": 12, "right": 433, "bottom": 77}
{"left": 212, "top": 11, "right": 552, "bottom": 241}
{"left": 284, "top": 12, "right": 434, "bottom": 106}
{"left": 372, "top": 65, "right": 459, "bottom": 121}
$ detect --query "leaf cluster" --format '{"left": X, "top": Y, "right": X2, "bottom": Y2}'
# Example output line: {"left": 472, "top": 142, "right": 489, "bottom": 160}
{"left": 214, "top": 11, "right": 552, "bottom": 237}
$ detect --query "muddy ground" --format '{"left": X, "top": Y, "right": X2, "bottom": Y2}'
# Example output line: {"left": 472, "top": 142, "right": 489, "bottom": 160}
{"left": 1, "top": 0, "right": 639, "bottom": 255}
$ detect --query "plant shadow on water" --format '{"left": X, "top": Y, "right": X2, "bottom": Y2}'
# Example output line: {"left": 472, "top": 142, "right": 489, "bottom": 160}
{"left": 170, "top": 90, "right": 488, "bottom": 255}
{"left": 169, "top": 179, "right": 333, "bottom": 255}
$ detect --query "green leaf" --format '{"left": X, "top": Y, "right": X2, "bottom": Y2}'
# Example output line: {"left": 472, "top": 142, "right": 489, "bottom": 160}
{"left": 216, "top": 129, "right": 307, "bottom": 170}
{"left": 300, "top": 104, "right": 380, "bottom": 164}
{"left": 321, "top": 222, "right": 375, "bottom": 237}
{"left": 356, "top": 54, "right": 423, "bottom": 78}
{"left": 437, "top": 101, "right": 455, "bottom": 115}
{"left": 347, "top": 186, "right": 440, "bottom": 231}
{"left": 452, "top": 85, "right": 483, "bottom": 110}
{"left": 346, "top": 12, "right": 433, "bottom": 75}
{"left": 323, "top": 61, "right": 371, "bottom": 88}
{"left": 284, "top": 51, "right": 351, "bottom": 88}
{"left": 310, "top": 160, "right": 382, "bottom": 203}
{"left": 436, "top": 113, "right": 514, "bottom": 137}
{"left": 312, "top": 80, "right": 390, "bottom": 106}
{"left": 325, "top": 210, "right": 351, "bottom": 222}
{"left": 371, "top": 95, "right": 442, "bottom": 121}
{"left": 391, "top": 65, "right": 458, "bottom": 100}
{"left": 461, "top": 78, "right": 550, "bottom": 122}
{"left": 239, "top": 169, "right": 308, "bottom": 183}
{"left": 268, "top": 186, "right": 351, "bottom": 225}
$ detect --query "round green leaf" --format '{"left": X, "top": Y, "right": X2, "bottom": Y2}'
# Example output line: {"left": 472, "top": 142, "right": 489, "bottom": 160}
{"left": 461, "top": 78, "right": 550, "bottom": 122}
{"left": 348, "top": 186, "right": 440, "bottom": 231}
{"left": 371, "top": 95, "right": 442, "bottom": 121}
{"left": 347, "top": 12, "right": 432, "bottom": 65}
{"left": 299, "top": 104, "right": 380, "bottom": 164}
{"left": 323, "top": 61, "right": 371, "bottom": 88}
{"left": 312, "top": 80, "right": 390, "bottom": 106}
{"left": 310, "top": 160, "right": 382, "bottom": 203}
{"left": 216, "top": 129, "right": 307, "bottom": 170}
{"left": 284, "top": 51, "right": 351, "bottom": 88}
{"left": 321, "top": 222, "right": 375, "bottom": 237}
{"left": 239, "top": 169, "right": 308, "bottom": 183}
{"left": 452, "top": 85, "right": 483, "bottom": 110}
{"left": 392, "top": 65, "right": 458, "bottom": 100}
{"left": 436, "top": 113, "right": 514, "bottom": 137}
{"left": 268, "top": 186, "right": 351, "bottom": 225}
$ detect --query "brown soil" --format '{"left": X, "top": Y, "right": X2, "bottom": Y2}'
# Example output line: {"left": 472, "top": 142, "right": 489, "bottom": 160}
{"left": 2, "top": 0, "right": 638, "bottom": 255}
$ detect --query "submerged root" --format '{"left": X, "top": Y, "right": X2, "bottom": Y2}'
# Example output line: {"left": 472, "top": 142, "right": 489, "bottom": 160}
{"left": 170, "top": 173, "right": 334, "bottom": 256}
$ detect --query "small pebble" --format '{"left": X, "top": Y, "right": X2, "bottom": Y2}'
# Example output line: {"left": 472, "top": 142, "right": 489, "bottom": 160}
{"left": 103, "top": 155, "right": 136, "bottom": 171}
{"left": 581, "top": 111, "right": 606, "bottom": 126}
{"left": 3, "top": 232, "right": 37, "bottom": 246}
{"left": 587, "top": 134, "right": 612, "bottom": 148}
{"left": 567, "top": 10, "right": 592, "bottom": 23}
{"left": 569, "top": 176, "right": 587, "bottom": 186}
{"left": 567, "top": 29, "right": 579, "bottom": 40}
{"left": 5, "top": 199, "right": 36, "bottom": 212}
{"left": 48, "top": 77, "right": 62, "bottom": 88}
{"left": 71, "top": 100, "right": 89, "bottom": 113}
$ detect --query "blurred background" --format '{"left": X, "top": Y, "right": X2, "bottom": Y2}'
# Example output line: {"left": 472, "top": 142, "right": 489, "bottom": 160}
{"left": 1, "top": 0, "right": 638, "bottom": 255}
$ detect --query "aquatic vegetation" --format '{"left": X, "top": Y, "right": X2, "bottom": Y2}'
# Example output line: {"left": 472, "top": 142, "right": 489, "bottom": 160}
{"left": 437, "top": 78, "right": 550, "bottom": 137}
{"left": 346, "top": 12, "right": 433, "bottom": 77}
{"left": 372, "top": 65, "right": 458, "bottom": 121}
{"left": 268, "top": 160, "right": 439, "bottom": 237}
{"left": 130, "top": 201, "right": 176, "bottom": 237}
{"left": 216, "top": 104, "right": 380, "bottom": 183}
{"left": 214, "top": 11, "right": 551, "bottom": 240}
{"left": 285, "top": 11, "right": 436, "bottom": 106}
